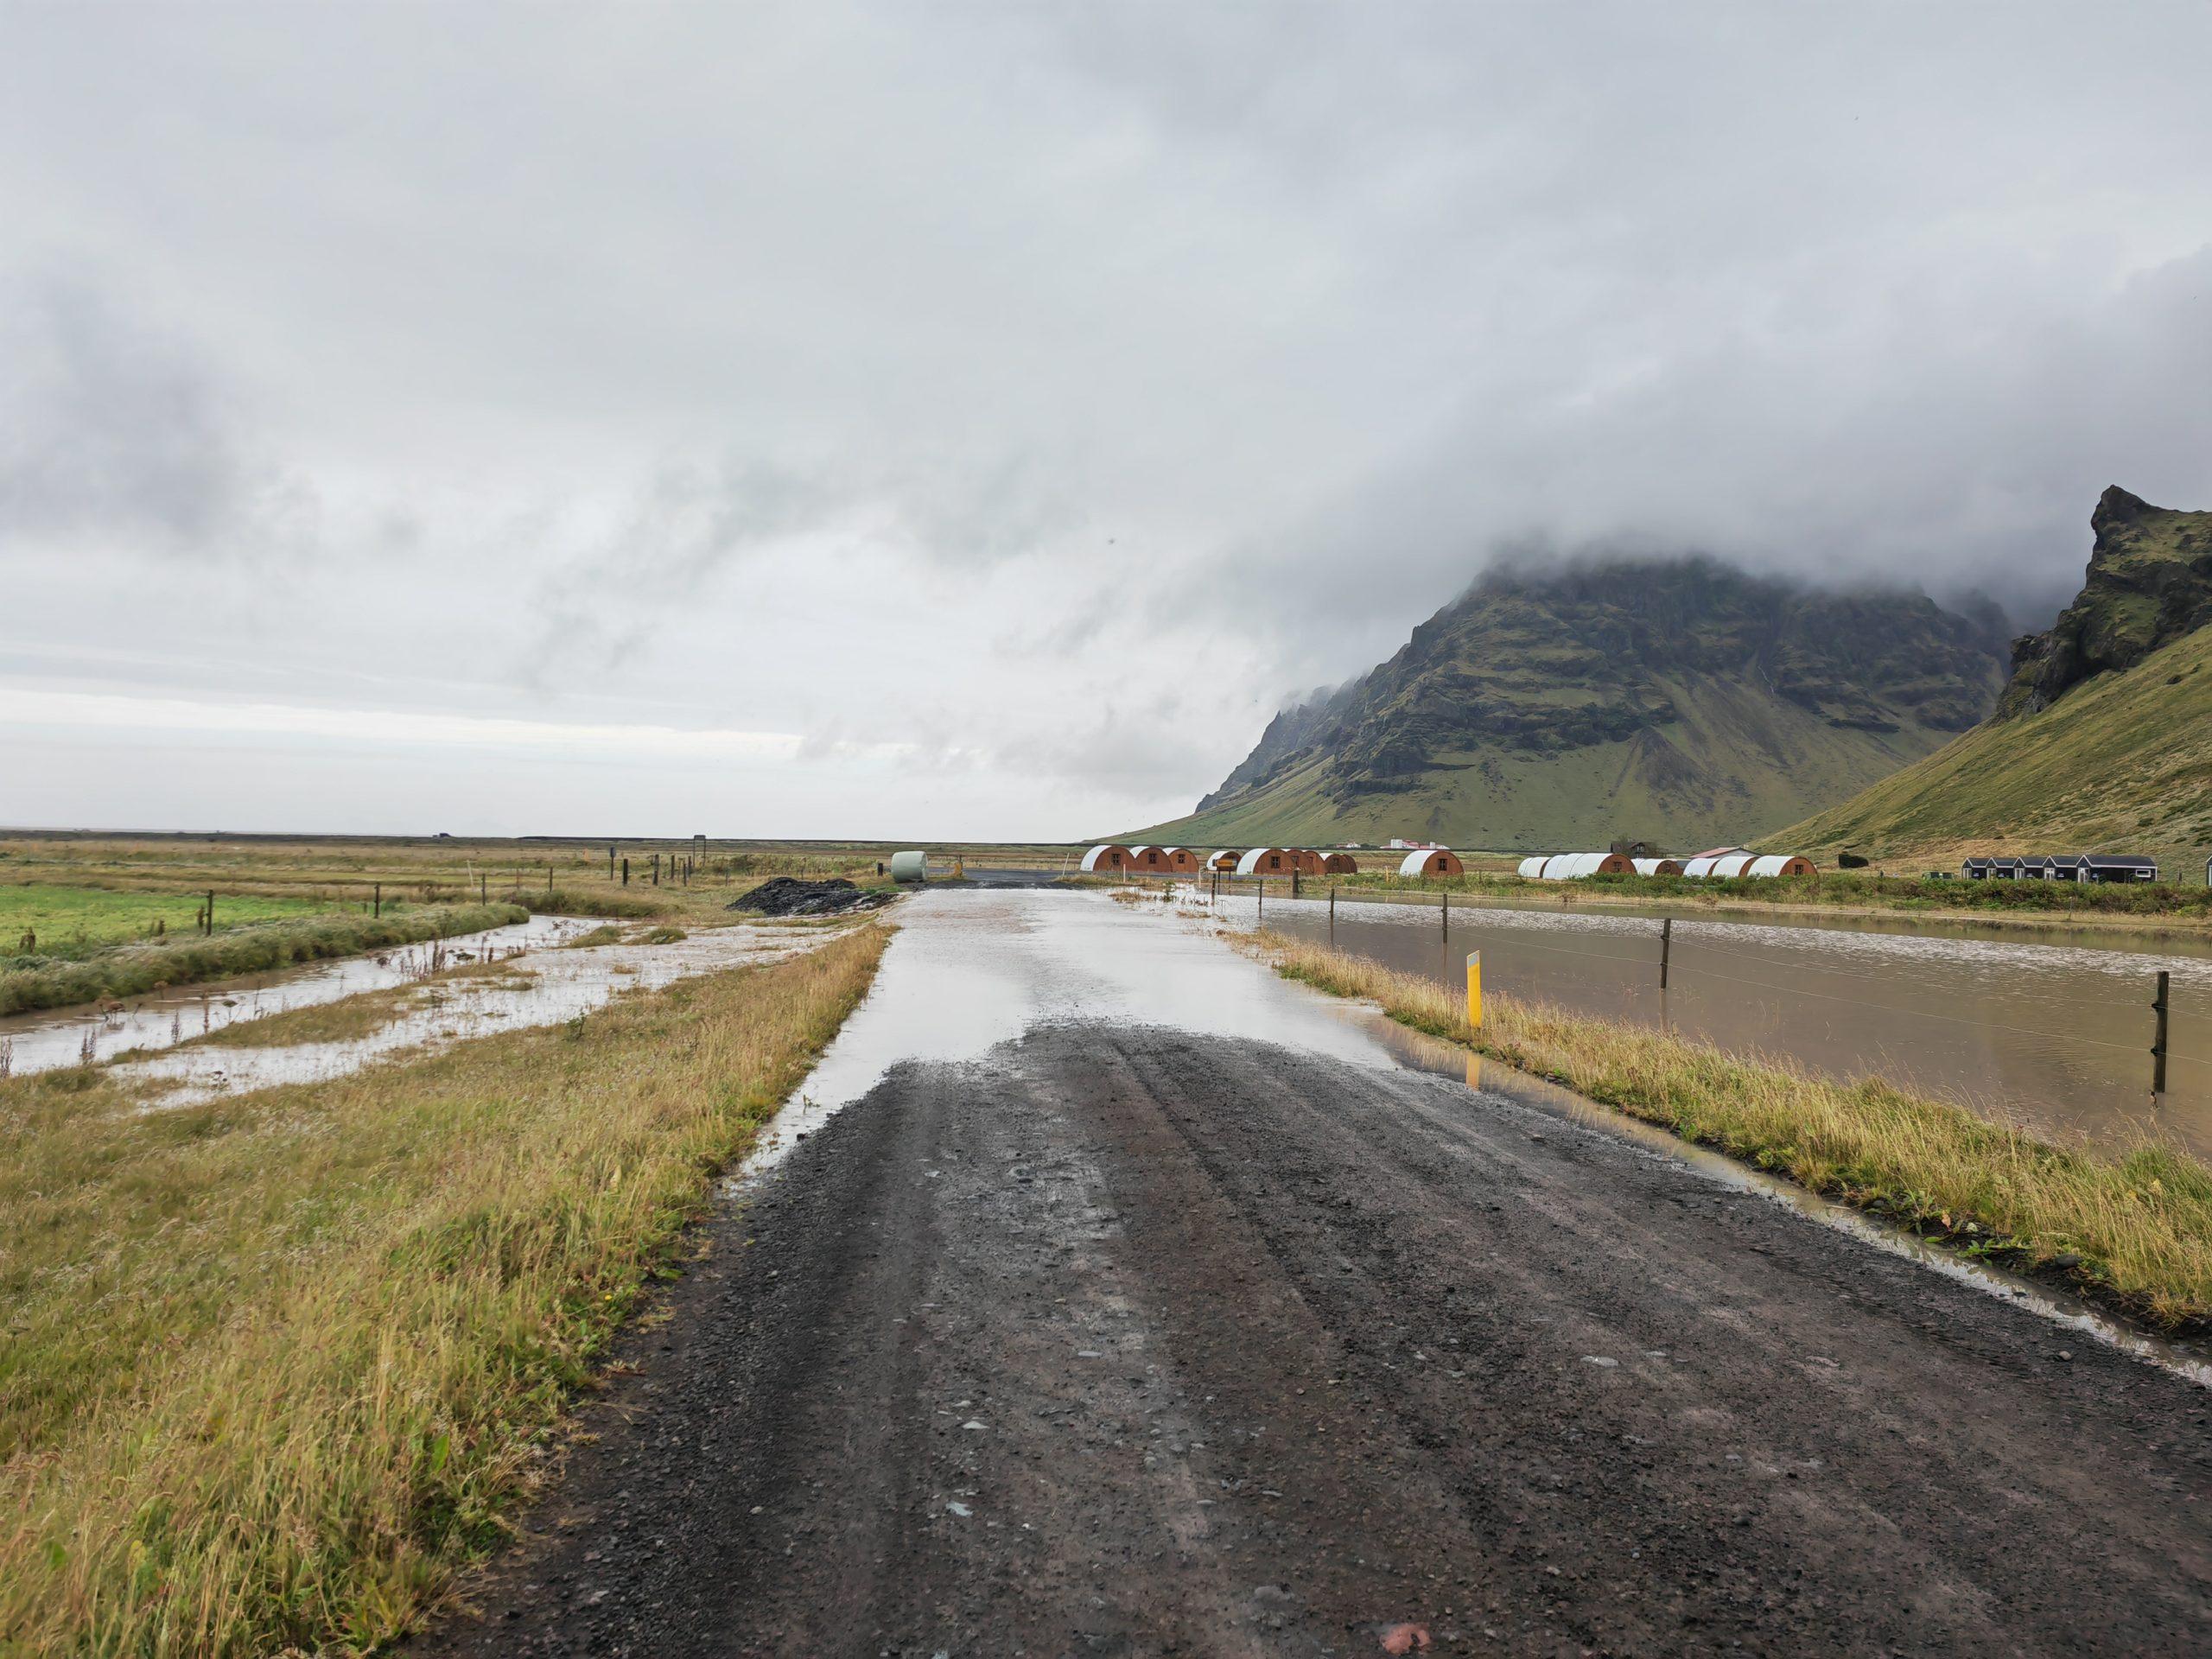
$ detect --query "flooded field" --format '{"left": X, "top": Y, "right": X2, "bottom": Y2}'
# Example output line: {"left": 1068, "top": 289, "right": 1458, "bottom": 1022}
{"left": 1221, "top": 887, "right": 2212, "bottom": 1156}
{"left": 0, "top": 915, "right": 845, "bottom": 1100}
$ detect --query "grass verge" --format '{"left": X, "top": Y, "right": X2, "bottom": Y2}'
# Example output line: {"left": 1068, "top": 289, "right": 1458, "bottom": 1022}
{"left": 0, "top": 903, "right": 531, "bottom": 1018}
{"left": 1245, "top": 928, "right": 2212, "bottom": 1329}
{"left": 0, "top": 920, "right": 889, "bottom": 1655}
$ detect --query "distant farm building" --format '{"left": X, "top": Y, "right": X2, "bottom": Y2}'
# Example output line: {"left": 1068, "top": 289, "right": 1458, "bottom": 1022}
{"left": 1080, "top": 843, "right": 1134, "bottom": 874}
{"left": 2083, "top": 855, "right": 2158, "bottom": 883}
{"left": 1524, "top": 852, "right": 1635, "bottom": 880}
{"left": 1962, "top": 852, "right": 2158, "bottom": 883}
{"left": 1682, "top": 853, "right": 1760, "bottom": 879}
{"left": 1128, "top": 844, "right": 1195, "bottom": 875}
{"left": 1236, "top": 847, "right": 1295, "bottom": 876}
{"left": 1320, "top": 852, "right": 1361, "bottom": 874}
{"left": 1398, "top": 848, "right": 1465, "bottom": 878}
{"left": 1746, "top": 855, "right": 1816, "bottom": 878}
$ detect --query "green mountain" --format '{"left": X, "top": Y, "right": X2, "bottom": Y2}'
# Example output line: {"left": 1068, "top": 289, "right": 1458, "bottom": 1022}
{"left": 1143, "top": 558, "right": 2009, "bottom": 852}
{"left": 1782, "top": 488, "right": 2212, "bottom": 869}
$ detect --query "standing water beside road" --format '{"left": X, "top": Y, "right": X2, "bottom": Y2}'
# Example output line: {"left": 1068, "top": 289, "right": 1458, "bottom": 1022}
{"left": 1219, "top": 886, "right": 2212, "bottom": 1158}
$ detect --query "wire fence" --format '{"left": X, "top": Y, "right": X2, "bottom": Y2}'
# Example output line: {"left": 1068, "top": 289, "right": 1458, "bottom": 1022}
{"left": 1172, "top": 870, "right": 2205, "bottom": 1096}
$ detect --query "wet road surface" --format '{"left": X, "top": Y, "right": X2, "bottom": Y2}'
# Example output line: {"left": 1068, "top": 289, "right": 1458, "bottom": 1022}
{"left": 424, "top": 892, "right": 2212, "bottom": 1656}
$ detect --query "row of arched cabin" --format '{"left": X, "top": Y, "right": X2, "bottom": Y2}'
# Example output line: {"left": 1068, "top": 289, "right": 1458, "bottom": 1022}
{"left": 1514, "top": 851, "right": 1815, "bottom": 880}
{"left": 1080, "top": 844, "right": 1465, "bottom": 879}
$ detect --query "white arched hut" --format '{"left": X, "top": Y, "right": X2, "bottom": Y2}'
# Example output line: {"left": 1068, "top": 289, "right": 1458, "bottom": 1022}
{"left": 1204, "top": 849, "right": 1239, "bottom": 873}
{"left": 1157, "top": 847, "right": 1201, "bottom": 874}
{"left": 1535, "top": 852, "right": 1634, "bottom": 879}
{"left": 1080, "top": 843, "right": 1134, "bottom": 874}
{"left": 1516, "top": 855, "right": 1548, "bottom": 879}
{"left": 1236, "top": 847, "right": 1295, "bottom": 876}
{"left": 1746, "top": 855, "right": 1816, "bottom": 878}
{"left": 1632, "top": 857, "right": 1685, "bottom": 876}
{"left": 1398, "top": 848, "right": 1465, "bottom": 878}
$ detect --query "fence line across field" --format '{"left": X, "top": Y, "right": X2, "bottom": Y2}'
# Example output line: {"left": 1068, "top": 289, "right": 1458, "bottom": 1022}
{"left": 1191, "top": 873, "right": 2196, "bottom": 1100}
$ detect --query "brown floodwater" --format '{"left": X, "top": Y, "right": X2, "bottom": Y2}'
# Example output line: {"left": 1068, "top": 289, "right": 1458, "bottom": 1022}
{"left": 1205, "top": 887, "right": 2212, "bottom": 1158}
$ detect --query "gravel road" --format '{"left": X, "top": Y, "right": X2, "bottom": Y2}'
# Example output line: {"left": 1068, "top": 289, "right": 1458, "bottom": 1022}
{"left": 423, "top": 892, "right": 2211, "bottom": 1656}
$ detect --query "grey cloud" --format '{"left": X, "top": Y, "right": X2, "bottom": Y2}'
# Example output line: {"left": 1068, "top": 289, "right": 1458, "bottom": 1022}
{"left": 0, "top": 275, "right": 247, "bottom": 550}
{"left": 6, "top": 3, "right": 2212, "bottom": 834}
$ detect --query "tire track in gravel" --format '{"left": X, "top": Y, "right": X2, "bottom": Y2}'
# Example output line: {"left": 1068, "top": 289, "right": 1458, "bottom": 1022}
{"left": 423, "top": 1024, "right": 2212, "bottom": 1657}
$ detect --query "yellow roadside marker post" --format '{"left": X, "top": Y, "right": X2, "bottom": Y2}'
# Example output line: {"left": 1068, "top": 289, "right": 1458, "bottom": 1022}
{"left": 1465, "top": 950, "right": 1482, "bottom": 1030}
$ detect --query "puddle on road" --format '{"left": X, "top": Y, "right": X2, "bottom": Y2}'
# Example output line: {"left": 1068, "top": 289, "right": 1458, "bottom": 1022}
{"left": 738, "top": 887, "right": 1399, "bottom": 1179}
{"left": 743, "top": 887, "right": 2212, "bottom": 1390}
{"left": 0, "top": 913, "right": 595, "bottom": 1077}
{"left": 108, "top": 924, "right": 843, "bottom": 1106}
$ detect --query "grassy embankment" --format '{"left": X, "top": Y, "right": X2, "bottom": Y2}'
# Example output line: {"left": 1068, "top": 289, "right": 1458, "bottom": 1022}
{"left": 0, "top": 901, "right": 531, "bottom": 1019}
{"left": 1245, "top": 928, "right": 2212, "bottom": 1329}
{"left": 1777, "top": 542, "right": 2212, "bottom": 879}
{"left": 0, "top": 920, "right": 889, "bottom": 1655}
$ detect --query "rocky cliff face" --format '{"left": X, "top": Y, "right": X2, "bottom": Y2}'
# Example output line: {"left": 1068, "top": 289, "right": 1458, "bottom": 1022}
{"left": 1149, "top": 558, "right": 2011, "bottom": 850}
{"left": 1999, "top": 487, "right": 2212, "bottom": 717}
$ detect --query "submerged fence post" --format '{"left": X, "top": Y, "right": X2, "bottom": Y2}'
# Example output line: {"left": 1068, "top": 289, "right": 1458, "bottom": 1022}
{"left": 2153, "top": 969, "right": 2171, "bottom": 1096}
{"left": 622, "top": 858, "right": 630, "bottom": 887}
{"left": 1660, "top": 918, "right": 1673, "bottom": 989}
{"left": 1465, "top": 950, "right": 1482, "bottom": 1029}
{"left": 1441, "top": 889, "right": 1449, "bottom": 938}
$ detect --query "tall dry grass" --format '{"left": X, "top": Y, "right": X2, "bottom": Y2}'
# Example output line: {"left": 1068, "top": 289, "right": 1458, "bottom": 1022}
{"left": 0, "top": 922, "right": 888, "bottom": 1655}
{"left": 1250, "top": 929, "right": 2212, "bottom": 1327}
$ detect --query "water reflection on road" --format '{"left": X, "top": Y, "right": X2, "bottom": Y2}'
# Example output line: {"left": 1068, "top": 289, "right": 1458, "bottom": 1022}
{"left": 1227, "top": 887, "right": 2212, "bottom": 1156}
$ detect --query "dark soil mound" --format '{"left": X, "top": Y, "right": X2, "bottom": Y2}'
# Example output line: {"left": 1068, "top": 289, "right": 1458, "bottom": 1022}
{"left": 728, "top": 878, "right": 895, "bottom": 918}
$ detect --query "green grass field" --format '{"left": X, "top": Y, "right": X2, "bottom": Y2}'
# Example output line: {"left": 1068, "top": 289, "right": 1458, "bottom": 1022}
{"left": 0, "top": 922, "right": 890, "bottom": 1654}
{"left": 0, "top": 883, "right": 334, "bottom": 956}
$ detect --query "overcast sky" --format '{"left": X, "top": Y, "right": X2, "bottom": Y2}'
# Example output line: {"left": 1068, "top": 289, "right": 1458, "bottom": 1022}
{"left": 4, "top": 3, "right": 2209, "bottom": 839}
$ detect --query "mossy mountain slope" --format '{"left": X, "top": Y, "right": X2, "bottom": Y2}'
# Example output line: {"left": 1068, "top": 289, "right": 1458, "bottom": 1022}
{"left": 1782, "top": 491, "right": 2212, "bottom": 872}
{"left": 1147, "top": 560, "right": 2007, "bottom": 851}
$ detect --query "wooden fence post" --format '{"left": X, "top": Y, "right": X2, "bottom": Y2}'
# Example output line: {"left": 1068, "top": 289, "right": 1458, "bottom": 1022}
{"left": 1660, "top": 918, "right": 1672, "bottom": 989}
{"left": 206, "top": 891, "right": 214, "bottom": 935}
{"left": 2152, "top": 969, "right": 2171, "bottom": 1096}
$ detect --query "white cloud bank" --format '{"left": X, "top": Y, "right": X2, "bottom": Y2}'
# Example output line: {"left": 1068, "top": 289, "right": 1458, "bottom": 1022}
{"left": 3, "top": 2, "right": 2210, "bottom": 836}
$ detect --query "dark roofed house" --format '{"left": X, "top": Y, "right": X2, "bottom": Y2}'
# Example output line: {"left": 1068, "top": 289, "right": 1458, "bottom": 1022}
{"left": 2082, "top": 855, "right": 2158, "bottom": 883}
{"left": 1988, "top": 857, "right": 2023, "bottom": 880}
{"left": 2045, "top": 855, "right": 2090, "bottom": 882}
{"left": 1961, "top": 856, "right": 1993, "bottom": 879}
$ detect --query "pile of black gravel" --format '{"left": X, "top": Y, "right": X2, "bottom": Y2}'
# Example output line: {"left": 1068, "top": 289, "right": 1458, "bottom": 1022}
{"left": 727, "top": 877, "right": 896, "bottom": 918}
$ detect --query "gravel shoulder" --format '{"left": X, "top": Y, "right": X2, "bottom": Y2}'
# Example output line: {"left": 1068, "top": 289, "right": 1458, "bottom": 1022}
{"left": 421, "top": 1024, "right": 2211, "bottom": 1656}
